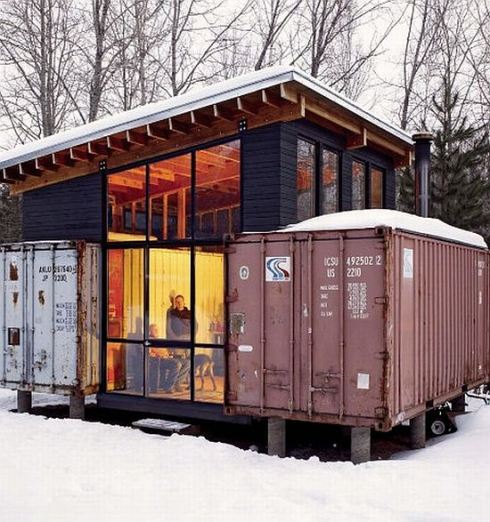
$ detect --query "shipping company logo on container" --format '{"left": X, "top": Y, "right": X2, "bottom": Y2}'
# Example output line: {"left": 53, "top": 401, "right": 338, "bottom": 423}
{"left": 265, "top": 257, "right": 291, "bottom": 282}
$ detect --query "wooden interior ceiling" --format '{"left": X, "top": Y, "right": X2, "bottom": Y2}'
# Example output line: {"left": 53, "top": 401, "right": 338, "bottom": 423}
{"left": 4, "top": 82, "right": 413, "bottom": 195}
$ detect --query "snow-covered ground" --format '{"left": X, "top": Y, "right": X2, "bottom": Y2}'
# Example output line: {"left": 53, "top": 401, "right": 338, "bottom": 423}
{"left": 0, "top": 390, "right": 487, "bottom": 521}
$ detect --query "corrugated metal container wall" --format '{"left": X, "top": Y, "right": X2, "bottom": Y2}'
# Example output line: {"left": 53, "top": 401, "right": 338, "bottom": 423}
{"left": 0, "top": 241, "right": 100, "bottom": 395}
{"left": 225, "top": 228, "right": 490, "bottom": 430}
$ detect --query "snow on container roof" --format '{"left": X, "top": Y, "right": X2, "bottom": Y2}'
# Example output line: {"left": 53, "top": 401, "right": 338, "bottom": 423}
{"left": 0, "top": 66, "right": 412, "bottom": 171}
{"left": 280, "top": 209, "right": 487, "bottom": 249}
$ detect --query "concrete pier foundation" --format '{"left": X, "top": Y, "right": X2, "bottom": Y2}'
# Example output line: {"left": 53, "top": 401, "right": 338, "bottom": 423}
{"left": 267, "top": 417, "right": 286, "bottom": 457}
{"left": 350, "top": 427, "right": 371, "bottom": 464}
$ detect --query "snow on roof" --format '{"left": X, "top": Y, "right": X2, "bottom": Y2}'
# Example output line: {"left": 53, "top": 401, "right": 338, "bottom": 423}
{"left": 280, "top": 209, "right": 487, "bottom": 249}
{"left": 0, "top": 66, "right": 412, "bottom": 171}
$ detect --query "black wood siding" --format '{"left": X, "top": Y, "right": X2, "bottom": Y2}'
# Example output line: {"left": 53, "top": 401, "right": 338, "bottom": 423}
{"left": 241, "top": 119, "right": 396, "bottom": 232}
{"left": 22, "top": 172, "right": 103, "bottom": 241}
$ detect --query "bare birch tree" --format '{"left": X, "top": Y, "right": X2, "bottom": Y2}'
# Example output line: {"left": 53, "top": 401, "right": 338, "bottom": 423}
{"left": 0, "top": 0, "right": 81, "bottom": 141}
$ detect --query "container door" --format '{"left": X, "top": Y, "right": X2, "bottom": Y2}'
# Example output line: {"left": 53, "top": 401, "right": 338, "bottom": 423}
{"left": 3, "top": 250, "right": 26, "bottom": 385}
{"left": 227, "top": 236, "right": 295, "bottom": 412}
{"left": 297, "top": 237, "right": 343, "bottom": 416}
{"left": 31, "top": 248, "right": 79, "bottom": 388}
{"left": 338, "top": 236, "right": 386, "bottom": 420}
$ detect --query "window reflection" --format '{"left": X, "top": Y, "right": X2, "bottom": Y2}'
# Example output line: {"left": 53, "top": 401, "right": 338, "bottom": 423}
{"left": 149, "top": 248, "right": 191, "bottom": 341}
{"left": 195, "top": 247, "right": 224, "bottom": 345}
{"left": 370, "top": 167, "right": 384, "bottom": 208}
{"left": 352, "top": 161, "right": 366, "bottom": 210}
{"left": 147, "top": 345, "right": 190, "bottom": 400}
{"left": 321, "top": 149, "right": 339, "bottom": 214}
{"left": 107, "top": 249, "right": 144, "bottom": 340}
{"left": 195, "top": 141, "right": 241, "bottom": 238}
{"left": 194, "top": 348, "right": 224, "bottom": 403}
{"left": 297, "top": 139, "right": 316, "bottom": 221}
{"left": 106, "top": 342, "right": 143, "bottom": 395}
{"left": 108, "top": 166, "right": 146, "bottom": 241}
{"left": 149, "top": 155, "right": 191, "bottom": 240}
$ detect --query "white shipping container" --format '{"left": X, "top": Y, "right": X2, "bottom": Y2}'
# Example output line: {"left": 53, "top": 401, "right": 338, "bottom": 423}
{"left": 0, "top": 241, "right": 100, "bottom": 395}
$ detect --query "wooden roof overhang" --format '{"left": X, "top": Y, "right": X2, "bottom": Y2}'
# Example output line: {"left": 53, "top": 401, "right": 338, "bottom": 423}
{"left": 1, "top": 71, "right": 413, "bottom": 195}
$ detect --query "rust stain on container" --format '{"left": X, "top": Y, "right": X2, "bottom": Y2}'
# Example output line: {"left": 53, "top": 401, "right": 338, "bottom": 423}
{"left": 225, "top": 228, "right": 490, "bottom": 430}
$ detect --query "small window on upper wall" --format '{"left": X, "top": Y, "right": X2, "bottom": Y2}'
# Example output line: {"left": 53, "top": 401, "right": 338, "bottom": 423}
{"left": 321, "top": 149, "right": 339, "bottom": 214}
{"left": 297, "top": 139, "right": 316, "bottom": 221}
{"left": 370, "top": 167, "right": 384, "bottom": 209}
{"left": 352, "top": 161, "right": 366, "bottom": 210}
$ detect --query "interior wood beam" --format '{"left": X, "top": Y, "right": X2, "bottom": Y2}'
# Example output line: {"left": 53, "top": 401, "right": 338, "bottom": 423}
{"left": 107, "top": 135, "right": 130, "bottom": 152}
{"left": 1, "top": 170, "right": 17, "bottom": 184}
{"left": 213, "top": 104, "right": 234, "bottom": 122}
{"left": 394, "top": 149, "right": 413, "bottom": 168}
{"left": 168, "top": 117, "right": 190, "bottom": 135}
{"left": 146, "top": 123, "right": 170, "bottom": 141}
{"left": 126, "top": 130, "right": 148, "bottom": 146}
{"left": 346, "top": 128, "right": 367, "bottom": 149}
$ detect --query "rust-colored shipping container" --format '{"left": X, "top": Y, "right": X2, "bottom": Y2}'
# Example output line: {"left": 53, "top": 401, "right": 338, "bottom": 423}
{"left": 225, "top": 220, "right": 490, "bottom": 431}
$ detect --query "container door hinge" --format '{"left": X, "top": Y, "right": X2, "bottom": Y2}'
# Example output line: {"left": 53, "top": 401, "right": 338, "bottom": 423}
{"left": 225, "top": 289, "right": 238, "bottom": 303}
{"left": 375, "top": 406, "right": 388, "bottom": 419}
{"left": 223, "top": 246, "right": 236, "bottom": 254}
{"left": 375, "top": 352, "right": 390, "bottom": 361}
{"left": 226, "top": 343, "right": 238, "bottom": 353}
{"left": 375, "top": 296, "right": 387, "bottom": 305}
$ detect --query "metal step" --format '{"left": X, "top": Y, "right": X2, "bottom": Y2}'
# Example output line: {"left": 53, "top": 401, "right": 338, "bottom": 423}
{"left": 132, "top": 418, "right": 199, "bottom": 435}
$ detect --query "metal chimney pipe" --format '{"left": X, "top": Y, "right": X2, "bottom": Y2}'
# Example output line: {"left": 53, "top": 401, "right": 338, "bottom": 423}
{"left": 412, "top": 132, "right": 433, "bottom": 218}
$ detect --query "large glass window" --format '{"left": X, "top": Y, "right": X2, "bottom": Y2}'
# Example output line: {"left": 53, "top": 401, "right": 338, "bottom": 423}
{"left": 106, "top": 342, "right": 144, "bottom": 395}
{"left": 147, "top": 346, "right": 191, "bottom": 400}
{"left": 195, "top": 247, "right": 224, "bottom": 345}
{"left": 194, "top": 348, "right": 224, "bottom": 403}
{"left": 149, "top": 248, "right": 191, "bottom": 341}
{"left": 195, "top": 141, "right": 241, "bottom": 238}
{"left": 149, "top": 155, "right": 191, "bottom": 240}
{"left": 297, "top": 139, "right": 316, "bottom": 221}
{"left": 370, "top": 167, "right": 384, "bottom": 208}
{"left": 321, "top": 149, "right": 339, "bottom": 214}
{"left": 105, "top": 139, "right": 238, "bottom": 404}
{"left": 107, "top": 249, "right": 144, "bottom": 340}
{"left": 108, "top": 166, "right": 146, "bottom": 241}
{"left": 352, "top": 160, "right": 366, "bottom": 210}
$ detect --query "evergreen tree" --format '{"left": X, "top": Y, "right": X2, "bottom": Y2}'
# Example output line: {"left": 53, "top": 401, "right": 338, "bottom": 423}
{"left": 397, "top": 79, "right": 490, "bottom": 242}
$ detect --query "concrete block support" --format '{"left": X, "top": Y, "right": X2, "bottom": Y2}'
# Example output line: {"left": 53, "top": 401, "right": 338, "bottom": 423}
{"left": 350, "top": 427, "right": 371, "bottom": 464}
{"left": 17, "top": 390, "right": 32, "bottom": 413}
{"left": 69, "top": 395, "right": 85, "bottom": 420}
{"left": 410, "top": 413, "right": 426, "bottom": 449}
{"left": 451, "top": 394, "right": 466, "bottom": 413}
{"left": 267, "top": 417, "right": 286, "bottom": 457}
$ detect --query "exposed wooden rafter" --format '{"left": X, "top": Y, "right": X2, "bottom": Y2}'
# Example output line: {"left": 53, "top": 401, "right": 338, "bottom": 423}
{"left": 19, "top": 162, "right": 42, "bottom": 177}
{"left": 146, "top": 123, "right": 170, "bottom": 141}
{"left": 212, "top": 104, "right": 234, "bottom": 122}
{"left": 126, "top": 130, "right": 148, "bottom": 146}
{"left": 347, "top": 128, "right": 367, "bottom": 149}
{"left": 88, "top": 141, "right": 109, "bottom": 156}
{"left": 236, "top": 97, "right": 258, "bottom": 116}
{"left": 190, "top": 110, "right": 213, "bottom": 128}
{"left": 52, "top": 152, "right": 75, "bottom": 168}
{"left": 168, "top": 118, "right": 190, "bottom": 135}
{"left": 107, "top": 135, "right": 129, "bottom": 152}
{"left": 261, "top": 89, "right": 282, "bottom": 108}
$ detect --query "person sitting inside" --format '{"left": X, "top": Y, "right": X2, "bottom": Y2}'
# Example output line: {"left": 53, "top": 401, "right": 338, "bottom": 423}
{"left": 148, "top": 323, "right": 190, "bottom": 394}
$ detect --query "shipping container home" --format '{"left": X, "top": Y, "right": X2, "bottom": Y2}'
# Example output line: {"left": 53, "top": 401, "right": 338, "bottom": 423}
{"left": 0, "top": 66, "right": 414, "bottom": 426}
